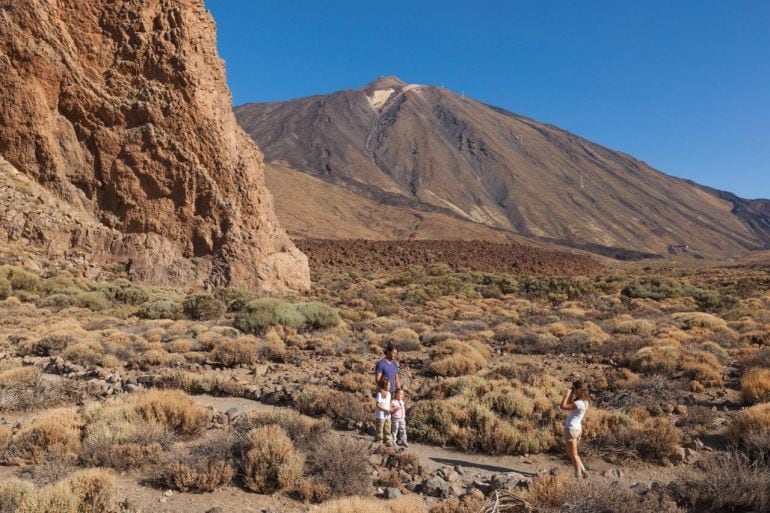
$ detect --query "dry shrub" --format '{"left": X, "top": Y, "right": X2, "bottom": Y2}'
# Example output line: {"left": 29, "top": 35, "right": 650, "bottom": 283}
{"left": 428, "top": 340, "right": 489, "bottom": 377}
{"left": 385, "top": 327, "right": 421, "bottom": 351}
{"left": 614, "top": 318, "right": 655, "bottom": 336}
{"left": 20, "top": 333, "right": 77, "bottom": 356}
{"left": 631, "top": 345, "right": 723, "bottom": 386}
{"left": 409, "top": 399, "right": 554, "bottom": 456}
{"left": 339, "top": 372, "right": 372, "bottom": 394}
{"left": 728, "top": 403, "right": 770, "bottom": 459}
{"left": 0, "top": 469, "right": 116, "bottom": 513}
{"left": 671, "top": 452, "right": 769, "bottom": 513}
{"left": 524, "top": 472, "right": 571, "bottom": 507}
{"left": 741, "top": 367, "right": 770, "bottom": 405}
{"left": 628, "top": 416, "right": 681, "bottom": 462}
{"left": 240, "top": 425, "right": 304, "bottom": 493}
{"left": 68, "top": 469, "right": 117, "bottom": 513}
{"left": 673, "top": 312, "right": 728, "bottom": 330}
{"left": 1, "top": 409, "right": 82, "bottom": 465}
{"left": 81, "top": 391, "right": 207, "bottom": 469}
{"left": 160, "top": 433, "right": 236, "bottom": 492}
{"left": 536, "top": 479, "right": 682, "bottom": 513}
{"left": 306, "top": 434, "right": 371, "bottom": 499}
{"left": 0, "top": 368, "right": 81, "bottom": 412}
{"left": 429, "top": 494, "right": 485, "bottom": 513}
{"left": 133, "top": 390, "right": 210, "bottom": 436}
{"left": 316, "top": 496, "right": 426, "bottom": 513}
{"left": 581, "top": 409, "right": 633, "bottom": 441}
{"left": 294, "top": 479, "right": 331, "bottom": 503}
{"left": 294, "top": 386, "right": 369, "bottom": 424}
{"left": 233, "top": 410, "right": 331, "bottom": 454}
{"left": 209, "top": 337, "right": 259, "bottom": 367}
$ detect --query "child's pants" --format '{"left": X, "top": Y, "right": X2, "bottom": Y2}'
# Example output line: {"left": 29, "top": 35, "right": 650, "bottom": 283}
{"left": 375, "top": 418, "right": 392, "bottom": 444}
{"left": 391, "top": 418, "right": 407, "bottom": 444}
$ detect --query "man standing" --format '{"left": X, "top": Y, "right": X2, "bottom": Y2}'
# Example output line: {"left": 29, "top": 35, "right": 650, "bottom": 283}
{"left": 375, "top": 343, "right": 401, "bottom": 393}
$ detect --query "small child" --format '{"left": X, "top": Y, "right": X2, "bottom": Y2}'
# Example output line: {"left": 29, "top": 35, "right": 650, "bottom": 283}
{"left": 374, "top": 377, "right": 392, "bottom": 446}
{"left": 390, "top": 387, "right": 408, "bottom": 447}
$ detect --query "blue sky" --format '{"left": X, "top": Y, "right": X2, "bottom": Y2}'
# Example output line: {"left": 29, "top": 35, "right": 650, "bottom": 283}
{"left": 206, "top": 0, "right": 769, "bottom": 199}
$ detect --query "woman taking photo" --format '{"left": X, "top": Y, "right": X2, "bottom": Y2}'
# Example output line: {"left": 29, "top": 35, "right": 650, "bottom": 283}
{"left": 560, "top": 380, "right": 590, "bottom": 479}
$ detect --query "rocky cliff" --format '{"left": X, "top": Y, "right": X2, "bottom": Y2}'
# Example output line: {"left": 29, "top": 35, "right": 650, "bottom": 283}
{"left": 0, "top": 0, "right": 309, "bottom": 291}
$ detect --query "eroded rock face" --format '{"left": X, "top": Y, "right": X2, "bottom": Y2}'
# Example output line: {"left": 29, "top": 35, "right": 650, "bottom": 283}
{"left": 0, "top": 0, "right": 309, "bottom": 291}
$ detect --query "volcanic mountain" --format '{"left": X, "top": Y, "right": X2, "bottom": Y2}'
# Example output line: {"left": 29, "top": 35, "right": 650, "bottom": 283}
{"left": 236, "top": 76, "right": 769, "bottom": 258}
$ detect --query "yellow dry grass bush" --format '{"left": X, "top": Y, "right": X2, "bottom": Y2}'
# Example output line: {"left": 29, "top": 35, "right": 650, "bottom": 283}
{"left": 142, "top": 327, "right": 166, "bottom": 343}
{"left": 523, "top": 472, "right": 572, "bottom": 507}
{"left": 61, "top": 340, "right": 121, "bottom": 368}
{"left": 548, "top": 321, "right": 571, "bottom": 337}
{"left": 428, "top": 340, "right": 490, "bottom": 377}
{"left": 133, "top": 390, "right": 211, "bottom": 436}
{"left": 614, "top": 318, "right": 656, "bottom": 336}
{"left": 565, "top": 321, "right": 609, "bottom": 346}
{"left": 166, "top": 338, "right": 195, "bottom": 353}
{"left": 384, "top": 327, "right": 421, "bottom": 351}
{"left": 0, "top": 365, "right": 40, "bottom": 386}
{"left": 339, "top": 372, "right": 372, "bottom": 395}
{"left": 2, "top": 408, "right": 82, "bottom": 465}
{"left": 741, "top": 367, "right": 770, "bottom": 405}
{"left": 631, "top": 345, "right": 723, "bottom": 385}
{"left": 209, "top": 337, "right": 259, "bottom": 367}
{"left": 581, "top": 408, "right": 634, "bottom": 440}
{"left": 0, "top": 469, "right": 115, "bottom": 513}
{"left": 558, "top": 306, "right": 586, "bottom": 318}
{"left": 241, "top": 425, "right": 303, "bottom": 493}
{"left": 673, "top": 312, "right": 728, "bottom": 331}
{"left": 316, "top": 496, "right": 427, "bottom": 513}
{"left": 728, "top": 403, "right": 770, "bottom": 448}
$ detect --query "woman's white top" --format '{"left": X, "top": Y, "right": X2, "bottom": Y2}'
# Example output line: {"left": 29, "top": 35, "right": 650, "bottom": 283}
{"left": 565, "top": 400, "right": 588, "bottom": 430}
{"left": 376, "top": 391, "right": 391, "bottom": 420}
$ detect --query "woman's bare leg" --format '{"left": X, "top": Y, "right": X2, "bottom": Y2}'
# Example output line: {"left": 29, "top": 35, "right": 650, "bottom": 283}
{"left": 567, "top": 440, "right": 585, "bottom": 477}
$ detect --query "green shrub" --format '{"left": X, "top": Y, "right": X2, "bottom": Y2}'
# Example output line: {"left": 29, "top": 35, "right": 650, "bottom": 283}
{"left": 234, "top": 298, "right": 339, "bottom": 335}
{"left": 518, "top": 276, "right": 595, "bottom": 300}
{"left": 138, "top": 300, "right": 183, "bottom": 320}
{"left": 2, "top": 266, "right": 39, "bottom": 291}
{"left": 183, "top": 293, "right": 226, "bottom": 320}
{"left": 38, "top": 293, "right": 73, "bottom": 309}
{"left": 72, "top": 291, "right": 111, "bottom": 311}
{"left": 295, "top": 301, "right": 340, "bottom": 330}
{"left": 234, "top": 298, "right": 304, "bottom": 334}
{"left": 96, "top": 281, "right": 150, "bottom": 305}
{"left": 622, "top": 277, "right": 689, "bottom": 300}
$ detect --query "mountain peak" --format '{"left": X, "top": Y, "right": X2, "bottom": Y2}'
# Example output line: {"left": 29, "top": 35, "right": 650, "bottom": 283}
{"left": 364, "top": 76, "right": 406, "bottom": 91}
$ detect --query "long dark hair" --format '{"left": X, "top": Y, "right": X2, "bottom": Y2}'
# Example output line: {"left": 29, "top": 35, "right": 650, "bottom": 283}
{"left": 572, "top": 380, "right": 590, "bottom": 402}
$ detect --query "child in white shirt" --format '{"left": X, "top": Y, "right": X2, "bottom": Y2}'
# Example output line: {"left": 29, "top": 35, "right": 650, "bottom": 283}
{"left": 390, "top": 388, "right": 408, "bottom": 447}
{"left": 374, "top": 377, "right": 392, "bottom": 446}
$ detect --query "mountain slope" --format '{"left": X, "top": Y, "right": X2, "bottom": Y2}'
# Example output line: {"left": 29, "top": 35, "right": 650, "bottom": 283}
{"left": 236, "top": 76, "right": 769, "bottom": 258}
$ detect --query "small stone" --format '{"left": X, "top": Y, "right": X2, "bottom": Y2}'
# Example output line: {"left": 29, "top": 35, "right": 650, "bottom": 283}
{"left": 225, "top": 407, "right": 240, "bottom": 420}
{"left": 163, "top": 489, "right": 173, "bottom": 497}
{"left": 385, "top": 487, "right": 402, "bottom": 499}
{"left": 671, "top": 446, "right": 687, "bottom": 465}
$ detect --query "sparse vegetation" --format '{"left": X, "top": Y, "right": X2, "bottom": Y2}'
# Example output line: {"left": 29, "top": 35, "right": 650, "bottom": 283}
{"left": 240, "top": 425, "right": 304, "bottom": 493}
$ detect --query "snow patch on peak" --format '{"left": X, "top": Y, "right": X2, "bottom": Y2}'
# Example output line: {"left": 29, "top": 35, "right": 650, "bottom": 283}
{"left": 368, "top": 88, "right": 395, "bottom": 110}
